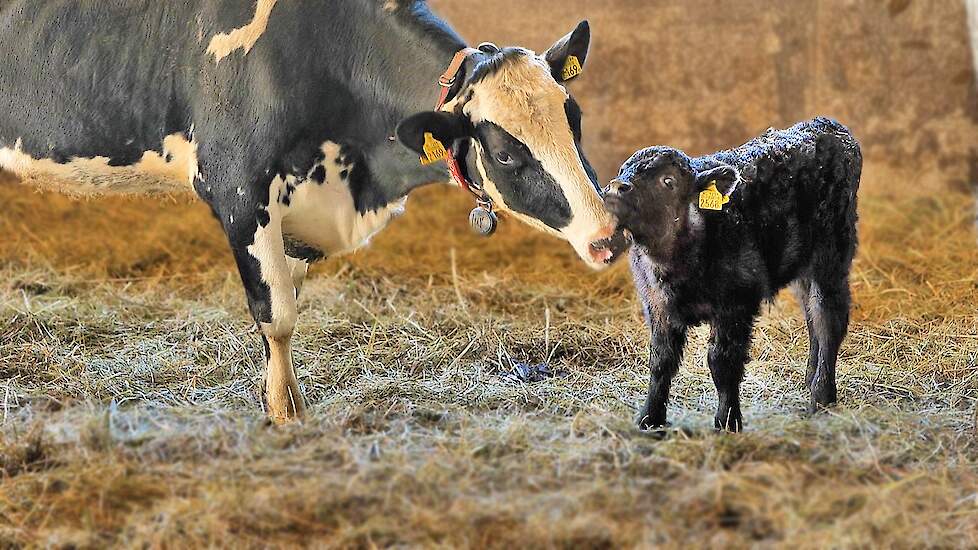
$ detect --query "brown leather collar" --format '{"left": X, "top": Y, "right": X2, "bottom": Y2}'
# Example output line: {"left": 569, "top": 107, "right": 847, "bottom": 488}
{"left": 432, "top": 48, "right": 485, "bottom": 201}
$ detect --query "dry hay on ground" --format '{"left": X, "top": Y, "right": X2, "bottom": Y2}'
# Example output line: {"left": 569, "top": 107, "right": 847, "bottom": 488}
{"left": 0, "top": 167, "right": 977, "bottom": 546}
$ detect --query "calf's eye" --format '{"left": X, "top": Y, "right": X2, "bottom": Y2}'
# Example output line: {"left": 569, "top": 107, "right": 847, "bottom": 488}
{"left": 662, "top": 176, "right": 675, "bottom": 189}
{"left": 495, "top": 151, "right": 514, "bottom": 166}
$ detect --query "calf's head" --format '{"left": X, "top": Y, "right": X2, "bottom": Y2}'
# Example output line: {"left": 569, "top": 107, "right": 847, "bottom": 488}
{"left": 397, "top": 22, "right": 629, "bottom": 269}
{"left": 604, "top": 147, "right": 740, "bottom": 249}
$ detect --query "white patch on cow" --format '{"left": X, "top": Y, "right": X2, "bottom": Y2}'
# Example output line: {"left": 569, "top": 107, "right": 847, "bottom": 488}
{"left": 249, "top": 175, "right": 298, "bottom": 339}
{"left": 0, "top": 134, "right": 198, "bottom": 195}
{"left": 207, "top": 0, "right": 278, "bottom": 62}
{"left": 458, "top": 50, "right": 615, "bottom": 268}
{"left": 279, "top": 142, "right": 406, "bottom": 257}
{"left": 286, "top": 256, "right": 308, "bottom": 298}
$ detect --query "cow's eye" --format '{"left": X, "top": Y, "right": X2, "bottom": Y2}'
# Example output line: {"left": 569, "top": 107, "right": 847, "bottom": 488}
{"left": 661, "top": 176, "right": 674, "bottom": 189}
{"left": 495, "top": 151, "right": 514, "bottom": 165}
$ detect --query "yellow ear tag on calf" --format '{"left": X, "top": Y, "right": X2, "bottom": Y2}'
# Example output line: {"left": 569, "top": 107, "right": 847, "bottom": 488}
{"left": 420, "top": 132, "right": 449, "bottom": 165}
{"left": 698, "top": 182, "right": 731, "bottom": 211}
{"left": 562, "top": 55, "right": 583, "bottom": 81}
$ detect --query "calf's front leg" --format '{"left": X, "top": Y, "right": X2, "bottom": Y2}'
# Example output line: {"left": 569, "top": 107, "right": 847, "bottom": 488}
{"left": 638, "top": 317, "right": 688, "bottom": 431}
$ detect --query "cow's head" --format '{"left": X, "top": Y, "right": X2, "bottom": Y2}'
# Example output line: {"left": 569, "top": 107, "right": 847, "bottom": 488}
{"left": 397, "top": 21, "right": 630, "bottom": 269}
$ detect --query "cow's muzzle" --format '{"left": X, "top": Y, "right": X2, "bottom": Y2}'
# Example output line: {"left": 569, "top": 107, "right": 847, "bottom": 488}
{"left": 588, "top": 226, "right": 633, "bottom": 265}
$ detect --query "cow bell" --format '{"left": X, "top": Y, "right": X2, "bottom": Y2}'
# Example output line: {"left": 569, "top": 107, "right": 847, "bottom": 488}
{"left": 469, "top": 204, "right": 497, "bottom": 237}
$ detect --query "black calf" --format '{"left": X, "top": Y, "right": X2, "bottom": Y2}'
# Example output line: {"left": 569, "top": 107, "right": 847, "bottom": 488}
{"left": 605, "top": 117, "right": 862, "bottom": 432}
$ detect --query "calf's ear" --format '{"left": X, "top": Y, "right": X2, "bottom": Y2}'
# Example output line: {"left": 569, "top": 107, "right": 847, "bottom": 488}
{"left": 396, "top": 111, "right": 472, "bottom": 156}
{"left": 544, "top": 20, "right": 590, "bottom": 82}
{"left": 695, "top": 165, "right": 740, "bottom": 196}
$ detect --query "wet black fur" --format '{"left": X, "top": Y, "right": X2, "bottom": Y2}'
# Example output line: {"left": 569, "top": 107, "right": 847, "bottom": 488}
{"left": 605, "top": 117, "right": 862, "bottom": 432}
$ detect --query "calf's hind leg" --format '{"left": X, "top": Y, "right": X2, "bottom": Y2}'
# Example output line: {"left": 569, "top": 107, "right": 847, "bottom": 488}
{"left": 708, "top": 312, "right": 755, "bottom": 432}
{"left": 805, "top": 275, "right": 851, "bottom": 412}
{"left": 792, "top": 279, "right": 820, "bottom": 388}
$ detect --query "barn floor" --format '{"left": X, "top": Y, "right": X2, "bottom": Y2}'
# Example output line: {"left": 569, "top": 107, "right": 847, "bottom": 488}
{"left": 1, "top": 163, "right": 977, "bottom": 547}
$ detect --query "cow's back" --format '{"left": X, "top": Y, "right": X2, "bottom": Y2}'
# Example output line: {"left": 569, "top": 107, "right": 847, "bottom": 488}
{"left": 0, "top": 0, "right": 267, "bottom": 193}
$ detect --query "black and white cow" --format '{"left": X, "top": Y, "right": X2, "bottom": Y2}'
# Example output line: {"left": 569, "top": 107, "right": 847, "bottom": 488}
{"left": 0, "top": 0, "right": 629, "bottom": 423}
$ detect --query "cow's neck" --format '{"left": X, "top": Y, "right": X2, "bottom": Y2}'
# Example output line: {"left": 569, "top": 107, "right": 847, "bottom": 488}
{"left": 338, "top": 3, "right": 471, "bottom": 211}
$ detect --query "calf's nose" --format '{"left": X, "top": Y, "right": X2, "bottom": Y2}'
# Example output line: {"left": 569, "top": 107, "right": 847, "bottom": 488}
{"left": 604, "top": 179, "right": 633, "bottom": 196}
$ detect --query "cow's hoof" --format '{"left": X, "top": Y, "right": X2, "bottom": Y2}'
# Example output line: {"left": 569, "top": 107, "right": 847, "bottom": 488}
{"left": 638, "top": 423, "right": 671, "bottom": 440}
{"left": 714, "top": 408, "right": 743, "bottom": 433}
{"left": 268, "top": 410, "right": 304, "bottom": 425}
{"left": 265, "top": 379, "right": 307, "bottom": 425}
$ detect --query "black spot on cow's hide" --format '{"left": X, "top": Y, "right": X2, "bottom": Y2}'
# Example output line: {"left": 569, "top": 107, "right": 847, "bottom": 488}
{"left": 470, "top": 122, "right": 572, "bottom": 230}
{"left": 256, "top": 208, "right": 270, "bottom": 227}
{"left": 284, "top": 236, "right": 326, "bottom": 263}
{"left": 310, "top": 165, "right": 326, "bottom": 184}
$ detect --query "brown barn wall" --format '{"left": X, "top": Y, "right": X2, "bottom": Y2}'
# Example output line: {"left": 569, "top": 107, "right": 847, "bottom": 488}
{"left": 432, "top": 0, "right": 978, "bottom": 191}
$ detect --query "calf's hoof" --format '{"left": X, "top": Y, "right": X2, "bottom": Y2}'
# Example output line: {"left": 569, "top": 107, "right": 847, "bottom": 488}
{"left": 807, "top": 399, "right": 837, "bottom": 415}
{"left": 714, "top": 406, "right": 743, "bottom": 433}
{"left": 637, "top": 418, "right": 671, "bottom": 440}
{"left": 808, "top": 385, "right": 838, "bottom": 414}
{"left": 636, "top": 405, "right": 668, "bottom": 432}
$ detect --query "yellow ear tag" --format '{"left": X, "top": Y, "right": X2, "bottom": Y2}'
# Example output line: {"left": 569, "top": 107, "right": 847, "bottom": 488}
{"left": 420, "top": 132, "right": 448, "bottom": 165}
{"left": 561, "top": 55, "right": 583, "bottom": 81}
{"left": 698, "top": 182, "right": 731, "bottom": 211}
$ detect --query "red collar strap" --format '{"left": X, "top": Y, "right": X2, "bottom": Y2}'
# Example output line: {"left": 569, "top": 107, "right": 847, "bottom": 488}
{"left": 434, "top": 48, "right": 483, "bottom": 198}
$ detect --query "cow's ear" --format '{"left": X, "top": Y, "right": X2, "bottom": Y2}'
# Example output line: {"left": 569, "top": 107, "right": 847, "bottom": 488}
{"left": 544, "top": 20, "right": 590, "bottom": 83}
{"left": 695, "top": 165, "right": 740, "bottom": 196}
{"left": 396, "top": 111, "right": 472, "bottom": 156}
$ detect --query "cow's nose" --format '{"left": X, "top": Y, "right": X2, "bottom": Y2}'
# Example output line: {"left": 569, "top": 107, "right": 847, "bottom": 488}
{"left": 605, "top": 179, "right": 633, "bottom": 196}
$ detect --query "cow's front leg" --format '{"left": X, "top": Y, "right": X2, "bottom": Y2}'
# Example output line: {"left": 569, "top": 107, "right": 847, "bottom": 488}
{"left": 198, "top": 170, "right": 306, "bottom": 424}
{"left": 237, "top": 216, "right": 305, "bottom": 424}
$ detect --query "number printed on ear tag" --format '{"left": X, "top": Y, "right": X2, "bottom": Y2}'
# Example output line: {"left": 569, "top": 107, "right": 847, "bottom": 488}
{"left": 421, "top": 132, "right": 449, "bottom": 165}
{"left": 562, "top": 55, "right": 583, "bottom": 81}
{"left": 698, "top": 182, "right": 731, "bottom": 211}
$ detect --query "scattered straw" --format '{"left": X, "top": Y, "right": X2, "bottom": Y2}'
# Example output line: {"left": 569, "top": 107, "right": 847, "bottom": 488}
{"left": 1, "top": 165, "right": 976, "bottom": 546}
